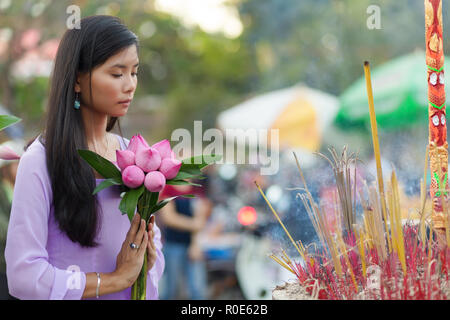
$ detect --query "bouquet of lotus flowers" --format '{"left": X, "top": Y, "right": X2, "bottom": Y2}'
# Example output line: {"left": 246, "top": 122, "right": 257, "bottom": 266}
{"left": 78, "top": 134, "right": 220, "bottom": 299}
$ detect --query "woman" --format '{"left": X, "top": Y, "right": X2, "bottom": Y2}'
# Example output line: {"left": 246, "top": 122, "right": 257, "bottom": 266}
{"left": 4, "top": 15, "right": 164, "bottom": 300}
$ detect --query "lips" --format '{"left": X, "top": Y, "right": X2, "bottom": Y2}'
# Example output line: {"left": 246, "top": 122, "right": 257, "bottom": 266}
{"left": 118, "top": 99, "right": 132, "bottom": 104}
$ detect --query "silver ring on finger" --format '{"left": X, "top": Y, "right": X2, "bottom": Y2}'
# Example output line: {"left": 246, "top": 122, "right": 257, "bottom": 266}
{"left": 130, "top": 242, "right": 139, "bottom": 250}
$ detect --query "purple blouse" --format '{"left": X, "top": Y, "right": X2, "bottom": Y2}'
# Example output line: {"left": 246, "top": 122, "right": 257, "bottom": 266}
{"left": 5, "top": 134, "right": 164, "bottom": 300}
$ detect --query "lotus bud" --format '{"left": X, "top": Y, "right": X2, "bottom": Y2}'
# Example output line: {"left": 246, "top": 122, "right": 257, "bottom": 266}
{"left": 151, "top": 139, "right": 173, "bottom": 160}
{"left": 144, "top": 171, "right": 166, "bottom": 192}
{"left": 159, "top": 158, "right": 182, "bottom": 180}
{"left": 116, "top": 150, "right": 135, "bottom": 171}
{"left": 135, "top": 147, "right": 162, "bottom": 172}
{"left": 122, "top": 165, "right": 145, "bottom": 189}
{"left": 127, "top": 134, "right": 150, "bottom": 154}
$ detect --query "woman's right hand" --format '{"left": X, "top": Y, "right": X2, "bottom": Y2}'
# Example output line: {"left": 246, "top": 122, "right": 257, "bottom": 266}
{"left": 113, "top": 213, "right": 148, "bottom": 288}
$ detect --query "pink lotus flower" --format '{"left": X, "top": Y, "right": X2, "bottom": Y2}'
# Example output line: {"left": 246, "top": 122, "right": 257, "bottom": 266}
{"left": 144, "top": 171, "right": 166, "bottom": 192}
{"left": 151, "top": 139, "right": 174, "bottom": 160}
{"left": 122, "top": 165, "right": 145, "bottom": 188}
{"left": 135, "top": 147, "right": 161, "bottom": 172}
{"left": 159, "top": 158, "right": 182, "bottom": 180}
{"left": 127, "top": 134, "right": 150, "bottom": 154}
{"left": 116, "top": 150, "right": 135, "bottom": 171}
{"left": 0, "top": 146, "right": 21, "bottom": 160}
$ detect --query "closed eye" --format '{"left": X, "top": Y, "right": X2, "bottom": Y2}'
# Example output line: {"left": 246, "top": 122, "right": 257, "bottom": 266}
{"left": 112, "top": 72, "right": 139, "bottom": 78}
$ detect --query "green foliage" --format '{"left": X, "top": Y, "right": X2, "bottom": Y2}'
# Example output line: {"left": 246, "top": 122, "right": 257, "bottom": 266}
{"left": 0, "top": 115, "right": 21, "bottom": 131}
{"left": 238, "top": 0, "right": 429, "bottom": 96}
{"left": 77, "top": 149, "right": 123, "bottom": 182}
{"left": 128, "top": 13, "right": 258, "bottom": 136}
{"left": 93, "top": 178, "right": 122, "bottom": 195}
{"left": 13, "top": 77, "right": 48, "bottom": 125}
{"left": 119, "top": 184, "right": 145, "bottom": 221}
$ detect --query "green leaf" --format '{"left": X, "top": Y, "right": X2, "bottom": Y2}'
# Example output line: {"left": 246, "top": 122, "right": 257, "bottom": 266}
{"left": 150, "top": 196, "right": 177, "bottom": 214}
{"left": 78, "top": 149, "right": 122, "bottom": 181}
{"left": 187, "top": 181, "right": 202, "bottom": 187}
{"left": 0, "top": 115, "right": 21, "bottom": 131}
{"left": 93, "top": 178, "right": 122, "bottom": 195}
{"left": 166, "top": 179, "right": 190, "bottom": 185}
{"left": 172, "top": 170, "right": 204, "bottom": 181}
{"left": 119, "top": 185, "right": 145, "bottom": 222}
{"left": 179, "top": 163, "right": 203, "bottom": 175}
{"left": 150, "top": 194, "right": 196, "bottom": 214}
{"left": 166, "top": 179, "right": 202, "bottom": 187}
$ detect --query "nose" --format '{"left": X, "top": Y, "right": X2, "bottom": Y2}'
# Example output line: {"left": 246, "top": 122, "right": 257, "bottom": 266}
{"left": 123, "top": 74, "right": 137, "bottom": 94}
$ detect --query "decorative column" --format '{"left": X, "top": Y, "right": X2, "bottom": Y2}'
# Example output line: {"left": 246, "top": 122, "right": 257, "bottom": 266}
{"left": 425, "top": 0, "right": 448, "bottom": 231}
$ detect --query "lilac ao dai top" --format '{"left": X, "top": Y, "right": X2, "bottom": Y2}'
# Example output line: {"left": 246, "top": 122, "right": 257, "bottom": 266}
{"left": 5, "top": 135, "right": 164, "bottom": 299}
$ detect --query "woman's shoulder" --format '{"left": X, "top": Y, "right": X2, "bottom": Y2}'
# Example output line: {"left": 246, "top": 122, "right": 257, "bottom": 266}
{"left": 19, "top": 136, "right": 46, "bottom": 165}
{"left": 14, "top": 136, "right": 48, "bottom": 179}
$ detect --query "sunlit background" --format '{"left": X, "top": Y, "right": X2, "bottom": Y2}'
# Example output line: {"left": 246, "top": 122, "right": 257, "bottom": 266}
{"left": 0, "top": 0, "right": 446, "bottom": 299}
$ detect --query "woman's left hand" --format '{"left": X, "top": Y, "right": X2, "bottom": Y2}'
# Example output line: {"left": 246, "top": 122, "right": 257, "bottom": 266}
{"left": 146, "top": 215, "right": 157, "bottom": 273}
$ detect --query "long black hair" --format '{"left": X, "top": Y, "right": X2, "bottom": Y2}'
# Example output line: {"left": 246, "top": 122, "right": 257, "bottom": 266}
{"left": 42, "top": 15, "right": 139, "bottom": 247}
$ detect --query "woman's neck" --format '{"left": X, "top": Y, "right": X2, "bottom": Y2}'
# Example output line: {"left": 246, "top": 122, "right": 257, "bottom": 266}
{"left": 80, "top": 106, "right": 110, "bottom": 152}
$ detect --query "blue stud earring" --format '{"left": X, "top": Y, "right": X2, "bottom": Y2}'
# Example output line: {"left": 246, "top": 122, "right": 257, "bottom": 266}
{"left": 74, "top": 92, "right": 81, "bottom": 110}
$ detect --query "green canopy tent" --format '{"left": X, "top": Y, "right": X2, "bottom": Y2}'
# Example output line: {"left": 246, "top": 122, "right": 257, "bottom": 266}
{"left": 336, "top": 51, "right": 450, "bottom": 129}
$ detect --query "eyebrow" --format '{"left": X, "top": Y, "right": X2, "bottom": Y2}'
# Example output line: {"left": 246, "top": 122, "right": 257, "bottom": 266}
{"left": 110, "top": 62, "right": 139, "bottom": 69}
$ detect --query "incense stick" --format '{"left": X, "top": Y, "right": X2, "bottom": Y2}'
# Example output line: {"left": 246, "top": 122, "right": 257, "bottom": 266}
{"left": 364, "top": 61, "right": 392, "bottom": 255}
{"left": 255, "top": 181, "right": 306, "bottom": 261}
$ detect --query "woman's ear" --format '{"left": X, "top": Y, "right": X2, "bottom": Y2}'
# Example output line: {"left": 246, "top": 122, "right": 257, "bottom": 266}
{"left": 74, "top": 72, "right": 85, "bottom": 93}
{"left": 74, "top": 75, "right": 81, "bottom": 93}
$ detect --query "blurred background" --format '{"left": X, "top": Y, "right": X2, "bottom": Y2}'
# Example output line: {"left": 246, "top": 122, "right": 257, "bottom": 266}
{"left": 0, "top": 0, "right": 445, "bottom": 299}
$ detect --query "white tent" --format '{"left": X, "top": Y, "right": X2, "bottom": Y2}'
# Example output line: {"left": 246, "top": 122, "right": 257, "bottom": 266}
{"left": 217, "top": 84, "right": 339, "bottom": 151}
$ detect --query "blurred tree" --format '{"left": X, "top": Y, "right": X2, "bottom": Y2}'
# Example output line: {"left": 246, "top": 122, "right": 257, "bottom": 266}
{"left": 0, "top": 0, "right": 71, "bottom": 134}
{"left": 0, "top": 0, "right": 259, "bottom": 141}
{"left": 237, "top": 0, "right": 432, "bottom": 96}
{"left": 116, "top": 1, "right": 258, "bottom": 140}
{"left": 0, "top": 0, "right": 439, "bottom": 142}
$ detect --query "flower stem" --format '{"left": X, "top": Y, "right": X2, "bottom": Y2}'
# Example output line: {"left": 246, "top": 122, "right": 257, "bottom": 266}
{"left": 131, "top": 278, "right": 138, "bottom": 299}
{"left": 138, "top": 254, "right": 148, "bottom": 300}
{"left": 131, "top": 189, "right": 154, "bottom": 300}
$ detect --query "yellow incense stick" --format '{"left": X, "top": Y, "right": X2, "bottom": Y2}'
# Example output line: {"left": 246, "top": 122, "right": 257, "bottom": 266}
{"left": 269, "top": 254, "right": 295, "bottom": 274}
{"left": 281, "top": 249, "right": 293, "bottom": 266}
{"left": 363, "top": 214, "right": 372, "bottom": 249}
{"left": 255, "top": 181, "right": 306, "bottom": 261}
{"left": 337, "top": 232, "right": 358, "bottom": 293}
{"left": 387, "top": 188, "right": 398, "bottom": 258}
{"left": 364, "top": 61, "right": 392, "bottom": 255}
{"left": 293, "top": 152, "right": 310, "bottom": 195}
{"left": 329, "top": 237, "right": 343, "bottom": 278}
{"left": 391, "top": 171, "right": 407, "bottom": 274}
{"left": 358, "top": 230, "right": 367, "bottom": 279}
